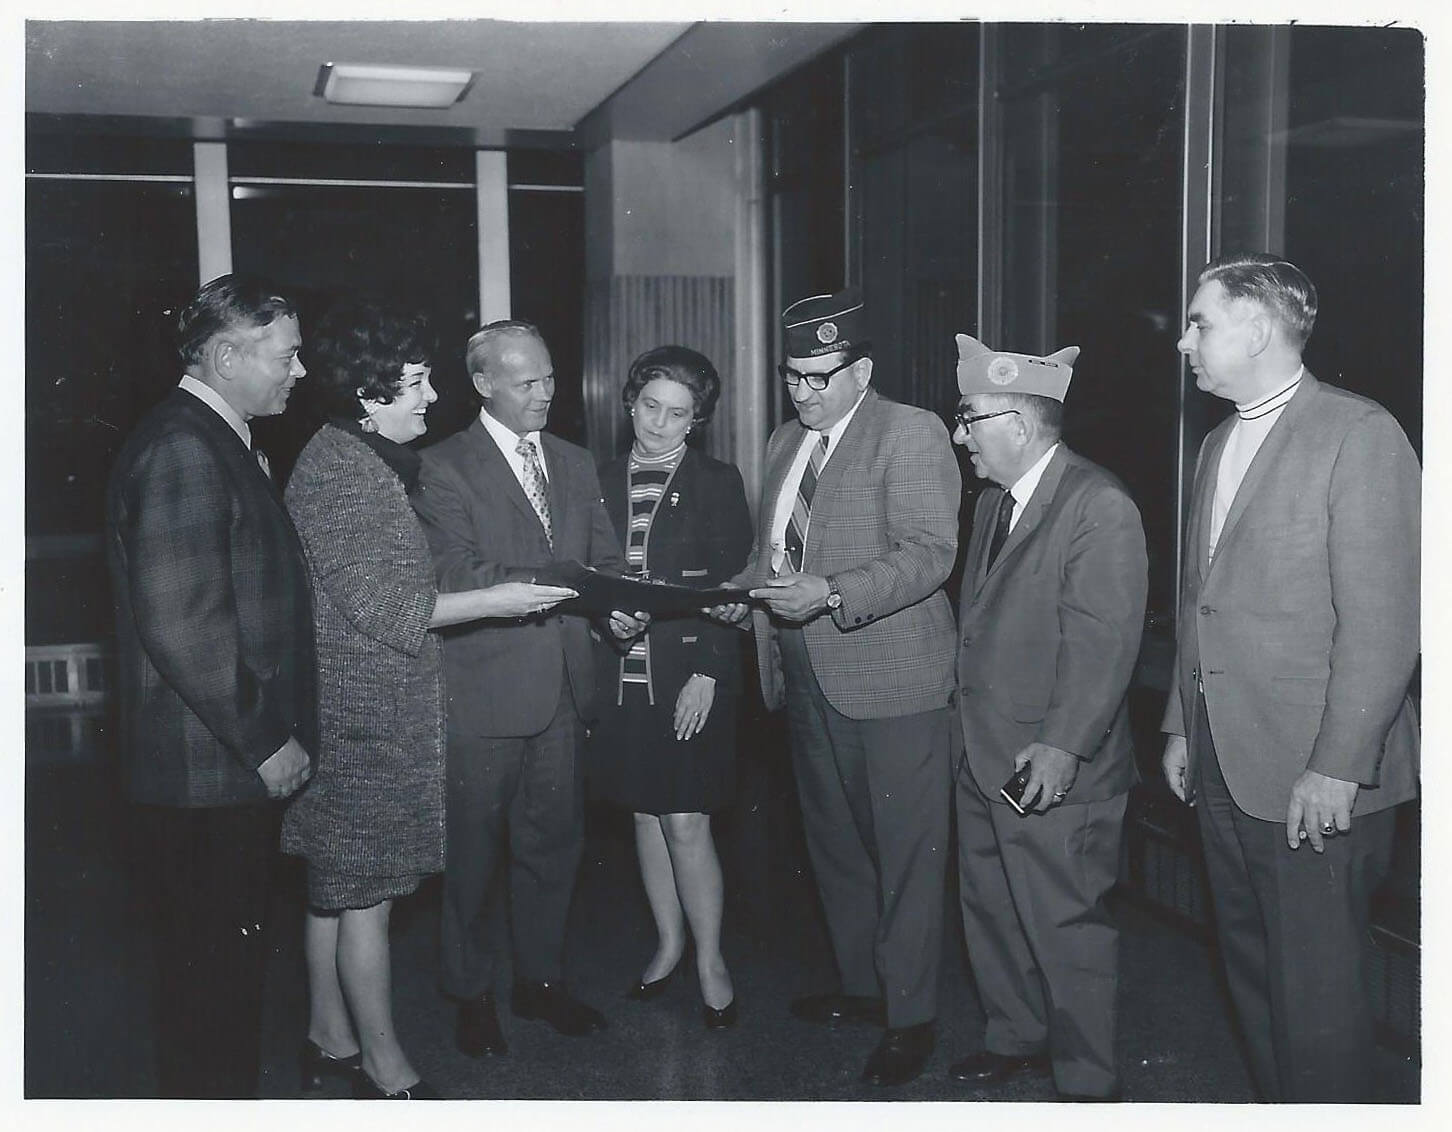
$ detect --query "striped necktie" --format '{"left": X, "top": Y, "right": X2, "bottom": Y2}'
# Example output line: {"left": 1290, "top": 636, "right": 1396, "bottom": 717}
{"left": 516, "top": 438, "right": 553, "bottom": 549}
{"left": 783, "top": 432, "right": 829, "bottom": 573}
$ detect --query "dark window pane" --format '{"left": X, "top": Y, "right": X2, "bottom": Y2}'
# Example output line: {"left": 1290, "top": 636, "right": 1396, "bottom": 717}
{"left": 509, "top": 186, "right": 586, "bottom": 445}
{"left": 229, "top": 182, "right": 479, "bottom": 471}
{"left": 26, "top": 129, "right": 195, "bottom": 176}
{"left": 508, "top": 149, "right": 584, "bottom": 187}
{"left": 26, "top": 177, "right": 198, "bottom": 548}
{"left": 227, "top": 139, "right": 475, "bottom": 183}
{"left": 1284, "top": 27, "right": 1422, "bottom": 456}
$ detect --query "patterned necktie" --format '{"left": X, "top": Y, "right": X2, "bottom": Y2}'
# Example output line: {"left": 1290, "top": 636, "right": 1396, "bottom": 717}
{"left": 783, "top": 432, "right": 829, "bottom": 573}
{"left": 987, "top": 490, "right": 1015, "bottom": 567}
{"left": 516, "top": 437, "right": 553, "bottom": 549}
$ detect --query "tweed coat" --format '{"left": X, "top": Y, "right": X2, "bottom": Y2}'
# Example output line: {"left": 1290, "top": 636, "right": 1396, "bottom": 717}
{"left": 1162, "top": 373, "right": 1420, "bottom": 821}
{"left": 106, "top": 387, "right": 315, "bottom": 807}
{"left": 957, "top": 445, "right": 1148, "bottom": 803}
{"left": 281, "top": 425, "right": 445, "bottom": 897}
{"left": 736, "top": 386, "right": 960, "bottom": 719}
{"left": 414, "top": 418, "right": 625, "bottom": 738}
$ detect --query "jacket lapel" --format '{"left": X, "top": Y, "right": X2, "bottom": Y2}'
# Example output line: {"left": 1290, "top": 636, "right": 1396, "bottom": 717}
{"left": 467, "top": 419, "right": 540, "bottom": 530}
{"left": 974, "top": 445, "right": 1070, "bottom": 594}
{"left": 1204, "top": 373, "right": 1319, "bottom": 579}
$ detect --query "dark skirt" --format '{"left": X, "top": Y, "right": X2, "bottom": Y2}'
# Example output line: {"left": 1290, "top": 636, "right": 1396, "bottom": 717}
{"left": 589, "top": 683, "right": 737, "bottom": 815}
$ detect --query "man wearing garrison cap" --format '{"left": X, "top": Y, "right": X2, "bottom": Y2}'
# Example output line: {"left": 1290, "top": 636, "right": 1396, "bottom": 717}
{"left": 948, "top": 335, "right": 1146, "bottom": 1100}
{"left": 1162, "top": 254, "right": 1419, "bottom": 1101}
{"left": 714, "top": 287, "right": 960, "bottom": 1086}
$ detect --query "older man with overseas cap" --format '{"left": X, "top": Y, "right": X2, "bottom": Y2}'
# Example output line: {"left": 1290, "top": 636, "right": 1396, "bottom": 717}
{"left": 949, "top": 335, "right": 1146, "bottom": 1101}
{"left": 716, "top": 287, "right": 960, "bottom": 1086}
{"left": 1162, "top": 253, "right": 1419, "bottom": 1102}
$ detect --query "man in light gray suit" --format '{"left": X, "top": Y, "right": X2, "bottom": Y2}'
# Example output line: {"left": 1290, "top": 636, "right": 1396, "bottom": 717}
{"left": 1162, "top": 253, "right": 1419, "bottom": 1102}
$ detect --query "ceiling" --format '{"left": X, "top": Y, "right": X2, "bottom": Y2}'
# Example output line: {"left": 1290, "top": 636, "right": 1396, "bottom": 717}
{"left": 25, "top": 19, "right": 862, "bottom": 149}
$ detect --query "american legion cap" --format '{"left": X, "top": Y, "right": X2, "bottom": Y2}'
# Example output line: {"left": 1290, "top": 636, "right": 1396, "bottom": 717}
{"left": 783, "top": 287, "right": 867, "bottom": 359}
{"left": 955, "top": 334, "right": 1079, "bottom": 402}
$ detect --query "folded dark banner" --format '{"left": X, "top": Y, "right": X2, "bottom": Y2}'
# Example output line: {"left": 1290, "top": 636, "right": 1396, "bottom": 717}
{"left": 535, "top": 560, "right": 756, "bottom": 617}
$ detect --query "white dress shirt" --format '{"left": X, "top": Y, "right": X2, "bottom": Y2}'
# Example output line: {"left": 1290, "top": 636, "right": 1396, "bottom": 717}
{"left": 479, "top": 406, "right": 548, "bottom": 490}
{"left": 1004, "top": 442, "right": 1060, "bottom": 533}
{"left": 179, "top": 374, "right": 251, "bottom": 449}
{"left": 768, "top": 387, "right": 871, "bottom": 574}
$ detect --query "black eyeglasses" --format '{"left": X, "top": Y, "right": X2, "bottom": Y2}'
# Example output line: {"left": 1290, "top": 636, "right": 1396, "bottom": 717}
{"left": 778, "top": 352, "right": 864, "bottom": 391}
{"left": 953, "top": 408, "right": 1020, "bottom": 431}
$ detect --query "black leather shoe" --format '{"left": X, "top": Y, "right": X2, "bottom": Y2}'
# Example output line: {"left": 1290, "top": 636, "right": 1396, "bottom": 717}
{"left": 703, "top": 999, "right": 737, "bottom": 1030}
{"left": 862, "top": 1021, "right": 935, "bottom": 1087}
{"left": 352, "top": 1072, "right": 443, "bottom": 1099}
{"left": 512, "top": 980, "right": 608, "bottom": 1036}
{"left": 789, "top": 993, "right": 886, "bottom": 1027}
{"left": 299, "top": 1038, "right": 361, "bottom": 1092}
{"left": 628, "top": 960, "right": 681, "bottom": 1001}
{"left": 948, "top": 1049, "right": 1052, "bottom": 1085}
{"left": 456, "top": 993, "right": 509, "bottom": 1057}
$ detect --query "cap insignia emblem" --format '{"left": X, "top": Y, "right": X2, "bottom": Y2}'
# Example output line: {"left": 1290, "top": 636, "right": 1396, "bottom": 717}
{"left": 816, "top": 321, "right": 839, "bottom": 344}
{"left": 987, "top": 356, "right": 1020, "bottom": 385}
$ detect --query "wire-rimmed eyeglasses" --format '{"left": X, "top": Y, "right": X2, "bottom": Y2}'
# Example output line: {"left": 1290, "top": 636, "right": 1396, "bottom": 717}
{"left": 953, "top": 407, "right": 1021, "bottom": 431}
{"left": 778, "top": 351, "right": 865, "bottom": 391}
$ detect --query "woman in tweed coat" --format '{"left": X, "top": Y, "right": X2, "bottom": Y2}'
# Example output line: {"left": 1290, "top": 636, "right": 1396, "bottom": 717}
{"left": 283, "top": 301, "right": 573, "bottom": 1099}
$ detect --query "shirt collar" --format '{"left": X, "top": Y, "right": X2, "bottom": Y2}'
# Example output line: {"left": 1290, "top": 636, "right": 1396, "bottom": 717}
{"left": 179, "top": 374, "right": 251, "bottom": 449}
{"left": 1235, "top": 365, "right": 1304, "bottom": 421}
{"left": 1008, "top": 442, "right": 1060, "bottom": 511}
{"left": 479, "top": 405, "right": 542, "bottom": 453}
{"left": 815, "top": 385, "right": 871, "bottom": 452}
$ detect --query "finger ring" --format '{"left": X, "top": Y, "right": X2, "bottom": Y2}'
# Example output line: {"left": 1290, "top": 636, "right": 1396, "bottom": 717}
{"left": 1322, "top": 824, "right": 1335, "bottom": 834}
{"left": 1054, "top": 791, "right": 1067, "bottom": 799}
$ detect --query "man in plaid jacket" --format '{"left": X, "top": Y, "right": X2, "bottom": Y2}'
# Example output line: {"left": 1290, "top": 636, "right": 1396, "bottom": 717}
{"left": 721, "top": 287, "right": 959, "bottom": 1087}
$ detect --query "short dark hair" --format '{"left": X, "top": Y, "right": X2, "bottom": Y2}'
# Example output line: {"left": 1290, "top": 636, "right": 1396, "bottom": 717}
{"left": 1000, "top": 392, "right": 1063, "bottom": 441}
{"left": 622, "top": 345, "right": 722, "bottom": 426}
{"left": 1199, "top": 252, "right": 1318, "bottom": 348}
{"left": 176, "top": 273, "right": 296, "bottom": 367}
{"left": 307, "top": 298, "right": 433, "bottom": 420}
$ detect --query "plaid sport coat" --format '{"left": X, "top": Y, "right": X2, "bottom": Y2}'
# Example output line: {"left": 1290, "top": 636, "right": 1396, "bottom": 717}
{"left": 739, "top": 387, "right": 960, "bottom": 719}
{"left": 106, "top": 387, "right": 316, "bottom": 807}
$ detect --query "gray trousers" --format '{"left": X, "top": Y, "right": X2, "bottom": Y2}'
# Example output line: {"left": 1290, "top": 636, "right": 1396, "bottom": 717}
{"left": 779, "top": 626, "right": 951, "bottom": 1028}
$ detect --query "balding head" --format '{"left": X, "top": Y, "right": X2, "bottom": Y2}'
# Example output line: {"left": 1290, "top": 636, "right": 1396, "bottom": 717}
{"left": 467, "top": 320, "right": 555, "bottom": 435}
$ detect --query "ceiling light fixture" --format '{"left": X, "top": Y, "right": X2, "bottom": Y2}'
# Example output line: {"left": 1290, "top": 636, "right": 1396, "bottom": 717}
{"left": 315, "top": 63, "right": 474, "bottom": 109}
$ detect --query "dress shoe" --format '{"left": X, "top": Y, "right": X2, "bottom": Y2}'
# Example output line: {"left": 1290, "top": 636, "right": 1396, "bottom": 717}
{"left": 352, "top": 1071, "right": 443, "bottom": 1099}
{"left": 456, "top": 993, "right": 508, "bottom": 1058}
{"left": 948, "top": 1049, "right": 1052, "bottom": 1085}
{"left": 703, "top": 999, "right": 737, "bottom": 1030}
{"left": 299, "top": 1038, "right": 361, "bottom": 1092}
{"left": 512, "top": 980, "right": 608, "bottom": 1036}
{"left": 789, "top": 992, "right": 886, "bottom": 1027}
{"left": 862, "top": 1021, "right": 935, "bottom": 1087}
{"left": 628, "top": 960, "right": 681, "bottom": 1001}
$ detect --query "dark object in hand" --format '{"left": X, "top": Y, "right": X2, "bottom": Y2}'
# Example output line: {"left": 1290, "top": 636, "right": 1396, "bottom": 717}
{"left": 1000, "top": 765, "right": 1037, "bottom": 815}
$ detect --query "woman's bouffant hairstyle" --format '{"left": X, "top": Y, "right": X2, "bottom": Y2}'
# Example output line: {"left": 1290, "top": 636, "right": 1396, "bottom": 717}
{"left": 621, "top": 345, "right": 722, "bottom": 427}
{"left": 307, "top": 298, "right": 434, "bottom": 420}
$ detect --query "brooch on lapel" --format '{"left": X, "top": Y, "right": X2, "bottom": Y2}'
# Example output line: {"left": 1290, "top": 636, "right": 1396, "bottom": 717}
{"left": 669, "top": 492, "right": 680, "bottom": 507}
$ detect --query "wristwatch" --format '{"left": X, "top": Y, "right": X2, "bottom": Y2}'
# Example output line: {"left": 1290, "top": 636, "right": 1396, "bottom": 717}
{"left": 825, "top": 577, "right": 843, "bottom": 611}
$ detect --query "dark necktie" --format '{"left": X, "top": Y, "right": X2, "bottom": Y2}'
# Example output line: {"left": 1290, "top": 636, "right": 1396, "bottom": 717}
{"left": 987, "top": 490, "right": 1015, "bottom": 567}
{"left": 783, "top": 432, "right": 829, "bottom": 573}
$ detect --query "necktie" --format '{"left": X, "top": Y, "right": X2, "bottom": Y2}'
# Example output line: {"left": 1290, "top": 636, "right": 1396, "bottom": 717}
{"left": 516, "top": 438, "right": 553, "bottom": 549}
{"left": 987, "top": 490, "right": 1015, "bottom": 567}
{"left": 783, "top": 432, "right": 829, "bottom": 573}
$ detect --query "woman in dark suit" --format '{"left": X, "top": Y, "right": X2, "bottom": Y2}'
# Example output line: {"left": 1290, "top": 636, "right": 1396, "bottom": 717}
{"left": 283, "top": 300, "right": 574, "bottom": 1098}
{"left": 592, "top": 346, "right": 753, "bottom": 1027}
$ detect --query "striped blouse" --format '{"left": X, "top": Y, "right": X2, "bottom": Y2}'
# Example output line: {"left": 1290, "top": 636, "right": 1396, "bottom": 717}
{"left": 617, "top": 441, "right": 686, "bottom": 704}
